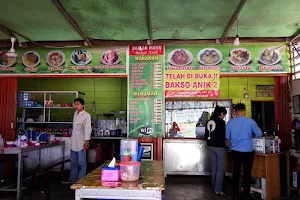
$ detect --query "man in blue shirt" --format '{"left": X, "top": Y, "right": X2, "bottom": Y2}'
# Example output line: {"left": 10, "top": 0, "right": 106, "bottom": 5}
{"left": 226, "top": 103, "right": 262, "bottom": 200}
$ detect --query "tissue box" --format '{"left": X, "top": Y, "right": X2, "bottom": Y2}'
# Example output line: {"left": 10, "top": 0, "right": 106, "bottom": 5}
{"left": 101, "top": 166, "right": 120, "bottom": 182}
{"left": 293, "top": 171, "right": 300, "bottom": 189}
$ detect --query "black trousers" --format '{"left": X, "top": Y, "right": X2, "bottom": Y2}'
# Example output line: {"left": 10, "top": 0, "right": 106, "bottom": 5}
{"left": 231, "top": 150, "right": 255, "bottom": 197}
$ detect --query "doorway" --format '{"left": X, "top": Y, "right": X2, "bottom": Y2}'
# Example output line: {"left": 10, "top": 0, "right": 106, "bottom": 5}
{"left": 251, "top": 101, "right": 275, "bottom": 135}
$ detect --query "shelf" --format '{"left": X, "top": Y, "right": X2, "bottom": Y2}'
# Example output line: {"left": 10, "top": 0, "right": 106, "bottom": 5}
{"left": 45, "top": 107, "right": 74, "bottom": 109}
{"left": 18, "top": 107, "right": 44, "bottom": 109}
{"left": 17, "top": 91, "right": 84, "bottom": 128}
{"left": 290, "top": 186, "right": 300, "bottom": 191}
{"left": 21, "top": 122, "right": 73, "bottom": 124}
{"left": 19, "top": 91, "right": 85, "bottom": 95}
{"left": 91, "top": 137, "right": 127, "bottom": 140}
{"left": 46, "top": 122, "right": 73, "bottom": 124}
{"left": 18, "top": 107, "right": 74, "bottom": 109}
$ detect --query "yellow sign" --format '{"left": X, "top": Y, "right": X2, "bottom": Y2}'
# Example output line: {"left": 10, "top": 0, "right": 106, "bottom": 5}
{"left": 165, "top": 70, "right": 220, "bottom": 98}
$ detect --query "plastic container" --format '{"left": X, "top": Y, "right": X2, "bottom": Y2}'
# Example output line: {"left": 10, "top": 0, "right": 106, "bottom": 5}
{"left": 101, "top": 166, "right": 120, "bottom": 182}
{"left": 120, "top": 139, "right": 138, "bottom": 155}
{"left": 116, "top": 129, "right": 122, "bottom": 137}
{"left": 119, "top": 161, "right": 140, "bottom": 182}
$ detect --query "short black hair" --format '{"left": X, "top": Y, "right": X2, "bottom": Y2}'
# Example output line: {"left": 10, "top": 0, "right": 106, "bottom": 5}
{"left": 234, "top": 103, "right": 246, "bottom": 112}
{"left": 74, "top": 98, "right": 85, "bottom": 105}
{"left": 212, "top": 106, "right": 227, "bottom": 118}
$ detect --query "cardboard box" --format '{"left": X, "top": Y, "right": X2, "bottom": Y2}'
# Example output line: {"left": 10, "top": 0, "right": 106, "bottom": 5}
{"left": 293, "top": 171, "right": 300, "bottom": 189}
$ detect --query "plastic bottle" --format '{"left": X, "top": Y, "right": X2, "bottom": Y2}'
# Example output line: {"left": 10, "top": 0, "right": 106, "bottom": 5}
{"left": 0, "top": 135, "right": 4, "bottom": 148}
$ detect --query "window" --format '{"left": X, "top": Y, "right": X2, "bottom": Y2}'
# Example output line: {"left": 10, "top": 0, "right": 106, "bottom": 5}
{"left": 165, "top": 100, "right": 231, "bottom": 138}
{"left": 292, "top": 43, "right": 300, "bottom": 80}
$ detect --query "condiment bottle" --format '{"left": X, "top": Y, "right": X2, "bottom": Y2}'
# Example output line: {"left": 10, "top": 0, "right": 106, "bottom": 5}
{"left": 122, "top": 150, "right": 132, "bottom": 162}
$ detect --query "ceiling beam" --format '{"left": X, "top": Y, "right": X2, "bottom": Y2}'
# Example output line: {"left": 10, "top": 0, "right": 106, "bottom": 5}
{"left": 290, "top": 29, "right": 300, "bottom": 43}
{"left": 0, "top": 37, "right": 286, "bottom": 48}
{"left": 146, "top": 0, "right": 153, "bottom": 44}
{"left": 0, "top": 24, "right": 15, "bottom": 38}
{"left": 156, "top": 37, "right": 287, "bottom": 45}
{"left": 52, "top": 0, "right": 91, "bottom": 46}
{"left": 220, "top": 0, "right": 248, "bottom": 44}
{"left": 0, "top": 23, "right": 42, "bottom": 47}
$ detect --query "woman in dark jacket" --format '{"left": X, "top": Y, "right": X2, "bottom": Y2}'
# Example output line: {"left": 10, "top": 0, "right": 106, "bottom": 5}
{"left": 205, "top": 106, "right": 227, "bottom": 195}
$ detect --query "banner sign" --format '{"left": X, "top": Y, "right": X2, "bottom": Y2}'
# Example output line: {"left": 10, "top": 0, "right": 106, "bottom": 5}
{"left": 165, "top": 70, "right": 220, "bottom": 98}
{"left": 128, "top": 45, "right": 165, "bottom": 138}
{"left": 0, "top": 47, "right": 127, "bottom": 74}
{"left": 165, "top": 43, "right": 289, "bottom": 73}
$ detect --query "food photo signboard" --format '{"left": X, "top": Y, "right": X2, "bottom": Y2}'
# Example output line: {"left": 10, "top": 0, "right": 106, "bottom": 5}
{"left": 128, "top": 44, "right": 165, "bottom": 138}
{"left": 165, "top": 43, "right": 289, "bottom": 73}
{"left": 0, "top": 47, "right": 127, "bottom": 74}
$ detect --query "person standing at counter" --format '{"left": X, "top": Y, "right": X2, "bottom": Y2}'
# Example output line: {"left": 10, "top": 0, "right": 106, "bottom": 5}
{"left": 204, "top": 106, "right": 227, "bottom": 195}
{"left": 69, "top": 98, "right": 92, "bottom": 182}
{"left": 226, "top": 103, "right": 262, "bottom": 200}
{"left": 169, "top": 122, "right": 180, "bottom": 137}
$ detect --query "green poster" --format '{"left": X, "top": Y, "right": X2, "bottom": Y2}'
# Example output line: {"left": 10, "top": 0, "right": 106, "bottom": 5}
{"left": 165, "top": 43, "right": 289, "bottom": 73}
{"left": 128, "top": 45, "right": 165, "bottom": 138}
{"left": 0, "top": 47, "right": 126, "bottom": 74}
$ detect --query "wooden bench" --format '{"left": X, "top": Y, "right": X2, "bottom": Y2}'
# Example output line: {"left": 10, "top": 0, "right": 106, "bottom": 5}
{"left": 28, "top": 158, "right": 70, "bottom": 200}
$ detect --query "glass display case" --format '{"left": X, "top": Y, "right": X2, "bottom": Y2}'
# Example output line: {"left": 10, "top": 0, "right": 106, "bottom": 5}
{"left": 165, "top": 100, "right": 232, "bottom": 138}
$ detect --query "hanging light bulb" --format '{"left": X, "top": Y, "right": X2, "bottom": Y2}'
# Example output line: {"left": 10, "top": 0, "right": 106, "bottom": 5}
{"left": 233, "top": 35, "right": 240, "bottom": 46}
{"left": 6, "top": 37, "right": 18, "bottom": 58}
{"left": 233, "top": 19, "right": 240, "bottom": 46}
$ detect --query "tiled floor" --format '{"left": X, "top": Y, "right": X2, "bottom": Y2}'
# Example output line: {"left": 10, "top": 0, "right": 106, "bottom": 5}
{"left": 0, "top": 173, "right": 299, "bottom": 200}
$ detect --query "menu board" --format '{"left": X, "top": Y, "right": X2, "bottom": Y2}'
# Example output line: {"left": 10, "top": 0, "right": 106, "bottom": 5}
{"left": 0, "top": 47, "right": 126, "bottom": 74}
{"left": 128, "top": 45, "right": 165, "bottom": 138}
{"left": 165, "top": 43, "right": 289, "bottom": 73}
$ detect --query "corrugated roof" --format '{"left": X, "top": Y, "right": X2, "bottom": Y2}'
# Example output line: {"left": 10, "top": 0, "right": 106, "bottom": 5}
{"left": 0, "top": 0, "right": 299, "bottom": 43}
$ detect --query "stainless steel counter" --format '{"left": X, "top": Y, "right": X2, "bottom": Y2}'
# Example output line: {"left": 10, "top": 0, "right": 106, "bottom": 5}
{"left": 0, "top": 142, "right": 65, "bottom": 200}
{"left": 163, "top": 139, "right": 211, "bottom": 175}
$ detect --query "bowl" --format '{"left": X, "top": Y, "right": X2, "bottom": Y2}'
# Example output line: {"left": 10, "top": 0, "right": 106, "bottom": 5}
{"left": 26, "top": 118, "right": 34, "bottom": 122}
{"left": 168, "top": 49, "right": 193, "bottom": 66}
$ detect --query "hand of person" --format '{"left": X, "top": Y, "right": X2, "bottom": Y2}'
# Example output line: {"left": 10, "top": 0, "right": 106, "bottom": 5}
{"left": 225, "top": 140, "right": 231, "bottom": 148}
{"left": 84, "top": 141, "right": 89, "bottom": 150}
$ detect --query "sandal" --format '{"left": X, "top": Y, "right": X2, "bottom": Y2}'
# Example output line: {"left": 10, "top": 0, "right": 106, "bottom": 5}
{"left": 214, "top": 192, "right": 226, "bottom": 195}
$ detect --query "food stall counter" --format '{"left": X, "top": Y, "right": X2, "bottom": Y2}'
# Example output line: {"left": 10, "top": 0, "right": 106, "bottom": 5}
{"left": 163, "top": 138, "right": 211, "bottom": 175}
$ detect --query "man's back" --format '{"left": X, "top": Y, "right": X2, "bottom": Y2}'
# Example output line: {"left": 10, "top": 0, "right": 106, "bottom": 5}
{"left": 226, "top": 116, "right": 262, "bottom": 152}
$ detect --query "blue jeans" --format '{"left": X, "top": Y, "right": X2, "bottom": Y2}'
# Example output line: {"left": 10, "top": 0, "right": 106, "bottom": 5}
{"left": 70, "top": 149, "right": 87, "bottom": 182}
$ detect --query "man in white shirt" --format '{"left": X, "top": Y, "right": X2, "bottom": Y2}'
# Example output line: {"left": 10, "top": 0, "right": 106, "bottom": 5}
{"left": 69, "top": 98, "right": 91, "bottom": 182}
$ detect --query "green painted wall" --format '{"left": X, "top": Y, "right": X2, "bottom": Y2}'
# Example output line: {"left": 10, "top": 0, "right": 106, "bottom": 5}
{"left": 220, "top": 77, "right": 274, "bottom": 117}
{"left": 18, "top": 77, "right": 274, "bottom": 119}
{"left": 18, "top": 78, "right": 127, "bottom": 119}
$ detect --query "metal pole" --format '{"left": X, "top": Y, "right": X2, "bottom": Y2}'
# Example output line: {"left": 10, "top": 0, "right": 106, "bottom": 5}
{"left": 16, "top": 152, "right": 23, "bottom": 200}
{"left": 61, "top": 142, "right": 65, "bottom": 180}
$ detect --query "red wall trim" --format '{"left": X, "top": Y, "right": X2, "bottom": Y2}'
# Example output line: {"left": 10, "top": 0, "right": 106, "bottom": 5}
{"left": 0, "top": 73, "right": 289, "bottom": 79}
{"left": 274, "top": 76, "right": 292, "bottom": 150}
{"left": 0, "top": 74, "right": 127, "bottom": 78}
{"left": 0, "top": 78, "right": 17, "bottom": 141}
